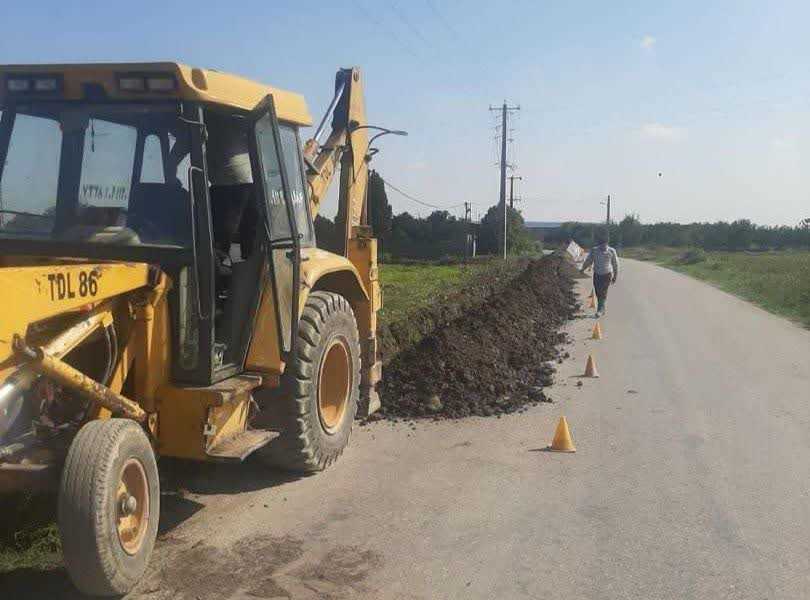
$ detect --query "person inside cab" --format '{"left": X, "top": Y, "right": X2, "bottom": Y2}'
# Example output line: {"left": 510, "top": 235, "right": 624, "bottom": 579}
{"left": 204, "top": 111, "right": 261, "bottom": 367}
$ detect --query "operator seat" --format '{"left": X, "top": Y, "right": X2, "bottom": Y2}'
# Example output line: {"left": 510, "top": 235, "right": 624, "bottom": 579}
{"left": 128, "top": 181, "right": 193, "bottom": 246}
{"left": 56, "top": 206, "right": 140, "bottom": 244}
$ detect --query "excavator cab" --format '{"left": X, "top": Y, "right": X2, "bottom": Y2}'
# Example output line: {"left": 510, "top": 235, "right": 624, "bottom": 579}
{"left": 0, "top": 63, "right": 394, "bottom": 596}
{"left": 0, "top": 79, "right": 310, "bottom": 388}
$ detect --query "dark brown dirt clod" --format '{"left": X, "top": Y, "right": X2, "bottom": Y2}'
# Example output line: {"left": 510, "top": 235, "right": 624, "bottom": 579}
{"left": 379, "top": 254, "right": 578, "bottom": 420}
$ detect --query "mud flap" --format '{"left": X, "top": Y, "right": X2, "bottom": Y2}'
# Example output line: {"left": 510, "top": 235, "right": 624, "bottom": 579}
{"left": 359, "top": 337, "right": 382, "bottom": 417}
{"left": 359, "top": 384, "right": 381, "bottom": 418}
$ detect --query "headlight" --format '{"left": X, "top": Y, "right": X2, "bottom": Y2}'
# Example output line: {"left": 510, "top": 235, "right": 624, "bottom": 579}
{"left": 33, "top": 78, "right": 59, "bottom": 92}
{"left": 6, "top": 78, "right": 31, "bottom": 92}
{"left": 117, "top": 73, "right": 176, "bottom": 93}
{"left": 146, "top": 77, "right": 176, "bottom": 92}
{"left": 5, "top": 75, "right": 62, "bottom": 94}
{"left": 118, "top": 76, "right": 146, "bottom": 92}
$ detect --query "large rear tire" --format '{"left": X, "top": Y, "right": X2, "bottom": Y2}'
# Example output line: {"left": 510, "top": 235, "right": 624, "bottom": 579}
{"left": 258, "top": 291, "right": 360, "bottom": 472}
{"left": 59, "top": 418, "right": 159, "bottom": 596}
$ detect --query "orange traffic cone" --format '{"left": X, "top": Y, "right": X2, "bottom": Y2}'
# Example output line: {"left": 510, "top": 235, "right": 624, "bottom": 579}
{"left": 587, "top": 291, "right": 596, "bottom": 309}
{"left": 591, "top": 322, "right": 603, "bottom": 340}
{"left": 548, "top": 416, "right": 576, "bottom": 452}
{"left": 584, "top": 354, "right": 600, "bottom": 377}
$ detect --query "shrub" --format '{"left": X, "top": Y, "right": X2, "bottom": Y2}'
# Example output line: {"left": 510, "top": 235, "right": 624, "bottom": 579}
{"left": 676, "top": 248, "right": 708, "bottom": 265}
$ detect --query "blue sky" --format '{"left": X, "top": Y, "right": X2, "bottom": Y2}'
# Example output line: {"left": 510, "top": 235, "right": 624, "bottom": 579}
{"left": 3, "top": 0, "right": 808, "bottom": 225}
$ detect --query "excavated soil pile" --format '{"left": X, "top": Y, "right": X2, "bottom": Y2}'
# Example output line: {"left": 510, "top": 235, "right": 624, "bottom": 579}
{"left": 378, "top": 254, "right": 578, "bottom": 420}
{"left": 377, "top": 259, "right": 528, "bottom": 364}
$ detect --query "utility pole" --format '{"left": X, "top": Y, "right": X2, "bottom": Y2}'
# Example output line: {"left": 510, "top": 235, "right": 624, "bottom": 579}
{"left": 606, "top": 194, "right": 611, "bottom": 225}
{"left": 464, "top": 201, "right": 472, "bottom": 258}
{"left": 489, "top": 101, "right": 520, "bottom": 259}
{"left": 508, "top": 175, "right": 522, "bottom": 209}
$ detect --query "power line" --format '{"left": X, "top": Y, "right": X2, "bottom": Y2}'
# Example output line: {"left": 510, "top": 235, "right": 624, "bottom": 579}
{"left": 389, "top": 0, "right": 431, "bottom": 47}
{"left": 489, "top": 102, "right": 520, "bottom": 259}
{"left": 352, "top": 0, "right": 421, "bottom": 59}
{"left": 379, "top": 176, "right": 467, "bottom": 211}
{"left": 425, "top": 0, "right": 459, "bottom": 37}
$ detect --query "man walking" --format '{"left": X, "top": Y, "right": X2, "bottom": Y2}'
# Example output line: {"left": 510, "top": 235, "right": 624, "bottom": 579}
{"left": 581, "top": 233, "right": 619, "bottom": 317}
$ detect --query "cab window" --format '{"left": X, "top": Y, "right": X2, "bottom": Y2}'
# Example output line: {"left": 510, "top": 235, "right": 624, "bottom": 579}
{"left": 0, "top": 112, "right": 62, "bottom": 234}
{"left": 253, "top": 113, "right": 292, "bottom": 241}
{"left": 140, "top": 134, "right": 165, "bottom": 183}
{"left": 0, "top": 103, "right": 193, "bottom": 246}
{"left": 78, "top": 119, "right": 137, "bottom": 210}
{"left": 278, "top": 124, "right": 314, "bottom": 246}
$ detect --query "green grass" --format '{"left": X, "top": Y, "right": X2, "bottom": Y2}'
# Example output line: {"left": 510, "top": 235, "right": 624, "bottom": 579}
{"left": 0, "top": 524, "right": 61, "bottom": 572}
{"left": 0, "top": 493, "right": 61, "bottom": 572}
{"left": 378, "top": 262, "right": 486, "bottom": 325}
{"left": 622, "top": 247, "right": 810, "bottom": 327}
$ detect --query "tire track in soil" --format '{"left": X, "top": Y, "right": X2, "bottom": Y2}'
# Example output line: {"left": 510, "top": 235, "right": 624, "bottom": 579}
{"left": 135, "top": 534, "right": 381, "bottom": 599}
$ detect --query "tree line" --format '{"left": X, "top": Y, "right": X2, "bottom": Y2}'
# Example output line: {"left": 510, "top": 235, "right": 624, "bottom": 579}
{"left": 315, "top": 171, "right": 539, "bottom": 260}
{"left": 545, "top": 215, "right": 810, "bottom": 251}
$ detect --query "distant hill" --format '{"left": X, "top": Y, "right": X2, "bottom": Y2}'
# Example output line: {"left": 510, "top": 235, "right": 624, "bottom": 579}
{"left": 526, "top": 221, "right": 603, "bottom": 229}
{"left": 525, "top": 221, "right": 563, "bottom": 229}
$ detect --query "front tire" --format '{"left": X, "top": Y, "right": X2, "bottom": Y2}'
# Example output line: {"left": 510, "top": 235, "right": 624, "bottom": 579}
{"left": 59, "top": 419, "right": 159, "bottom": 596}
{"left": 258, "top": 291, "right": 360, "bottom": 472}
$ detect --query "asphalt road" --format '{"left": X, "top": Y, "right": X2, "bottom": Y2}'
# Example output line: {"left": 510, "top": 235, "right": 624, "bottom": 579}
{"left": 16, "top": 258, "right": 808, "bottom": 599}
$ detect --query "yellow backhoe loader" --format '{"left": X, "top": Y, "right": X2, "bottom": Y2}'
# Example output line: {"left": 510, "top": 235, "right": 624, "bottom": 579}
{"left": 0, "top": 62, "right": 401, "bottom": 595}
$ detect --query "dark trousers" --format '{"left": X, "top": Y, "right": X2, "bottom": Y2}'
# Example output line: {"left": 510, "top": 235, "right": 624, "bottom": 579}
{"left": 593, "top": 273, "right": 612, "bottom": 311}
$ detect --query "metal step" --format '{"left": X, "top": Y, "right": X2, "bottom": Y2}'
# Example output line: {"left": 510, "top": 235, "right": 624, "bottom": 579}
{"left": 205, "top": 429, "right": 278, "bottom": 462}
{"left": 175, "top": 374, "right": 264, "bottom": 407}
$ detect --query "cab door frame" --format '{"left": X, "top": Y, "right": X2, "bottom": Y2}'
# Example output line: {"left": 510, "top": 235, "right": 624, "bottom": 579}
{"left": 246, "top": 95, "right": 301, "bottom": 363}
{"left": 169, "top": 101, "right": 218, "bottom": 385}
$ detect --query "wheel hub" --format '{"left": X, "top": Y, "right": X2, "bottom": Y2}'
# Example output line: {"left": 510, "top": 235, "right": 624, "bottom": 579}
{"left": 318, "top": 337, "right": 352, "bottom": 434}
{"left": 120, "top": 494, "right": 138, "bottom": 516}
{"left": 116, "top": 458, "right": 149, "bottom": 556}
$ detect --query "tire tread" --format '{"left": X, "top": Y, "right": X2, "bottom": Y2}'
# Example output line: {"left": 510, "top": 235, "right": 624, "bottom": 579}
{"left": 258, "top": 291, "right": 360, "bottom": 472}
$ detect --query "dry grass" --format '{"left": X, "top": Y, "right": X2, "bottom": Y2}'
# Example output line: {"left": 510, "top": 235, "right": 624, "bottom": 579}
{"left": 622, "top": 248, "right": 810, "bottom": 327}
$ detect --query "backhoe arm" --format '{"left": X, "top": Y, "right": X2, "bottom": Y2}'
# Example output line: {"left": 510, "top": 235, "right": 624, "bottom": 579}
{"left": 304, "top": 67, "right": 370, "bottom": 255}
{"left": 303, "top": 68, "right": 381, "bottom": 415}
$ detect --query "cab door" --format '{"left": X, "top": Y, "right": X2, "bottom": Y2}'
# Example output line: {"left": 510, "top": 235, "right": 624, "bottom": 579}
{"left": 247, "top": 96, "right": 300, "bottom": 356}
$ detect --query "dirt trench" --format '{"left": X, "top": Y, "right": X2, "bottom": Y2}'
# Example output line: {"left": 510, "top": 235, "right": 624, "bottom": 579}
{"left": 377, "top": 254, "right": 579, "bottom": 420}
{"left": 377, "top": 259, "right": 529, "bottom": 363}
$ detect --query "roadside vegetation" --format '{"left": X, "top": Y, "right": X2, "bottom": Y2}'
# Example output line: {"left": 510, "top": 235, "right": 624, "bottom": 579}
{"left": 622, "top": 247, "right": 810, "bottom": 328}
{"left": 379, "top": 261, "right": 488, "bottom": 325}
{"left": 542, "top": 213, "right": 809, "bottom": 328}
{"left": 0, "top": 493, "right": 61, "bottom": 572}
{"left": 546, "top": 215, "right": 810, "bottom": 251}
{"left": 316, "top": 170, "right": 541, "bottom": 261}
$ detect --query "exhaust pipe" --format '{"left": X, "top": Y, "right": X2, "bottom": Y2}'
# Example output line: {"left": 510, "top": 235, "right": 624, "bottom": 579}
{"left": 0, "top": 367, "right": 36, "bottom": 440}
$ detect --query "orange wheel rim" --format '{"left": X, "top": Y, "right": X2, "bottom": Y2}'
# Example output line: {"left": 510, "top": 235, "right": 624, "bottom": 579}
{"left": 116, "top": 458, "right": 149, "bottom": 556}
{"left": 318, "top": 337, "right": 352, "bottom": 434}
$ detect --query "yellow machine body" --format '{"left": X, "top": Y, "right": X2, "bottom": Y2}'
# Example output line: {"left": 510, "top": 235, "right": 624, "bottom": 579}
{"left": 0, "top": 262, "right": 150, "bottom": 373}
{"left": 0, "top": 62, "right": 313, "bottom": 125}
{"left": 0, "top": 61, "right": 383, "bottom": 474}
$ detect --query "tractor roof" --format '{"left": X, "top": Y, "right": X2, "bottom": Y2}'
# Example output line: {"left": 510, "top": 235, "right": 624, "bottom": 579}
{"left": 0, "top": 62, "right": 313, "bottom": 126}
